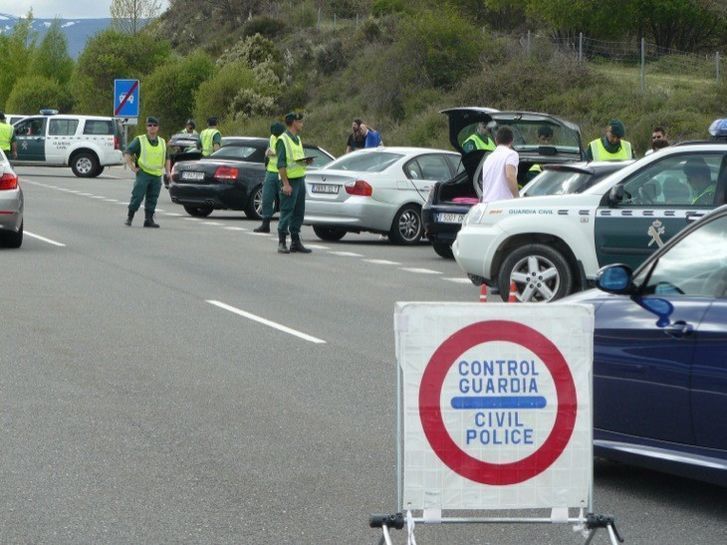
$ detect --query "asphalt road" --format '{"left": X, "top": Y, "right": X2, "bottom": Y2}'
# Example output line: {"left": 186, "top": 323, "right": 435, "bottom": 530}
{"left": 2, "top": 165, "right": 725, "bottom": 545}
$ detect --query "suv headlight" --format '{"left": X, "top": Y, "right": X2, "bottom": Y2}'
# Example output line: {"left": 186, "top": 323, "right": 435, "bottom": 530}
{"left": 463, "top": 204, "right": 487, "bottom": 226}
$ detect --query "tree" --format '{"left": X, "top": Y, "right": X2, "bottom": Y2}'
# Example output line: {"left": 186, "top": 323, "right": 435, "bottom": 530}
{"left": 0, "top": 11, "right": 37, "bottom": 109}
{"left": 29, "top": 20, "right": 74, "bottom": 85}
{"left": 5, "top": 75, "right": 72, "bottom": 113}
{"left": 111, "top": 0, "right": 163, "bottom": 35}
{"left": 71, "top": 29, "right": 170, "bottom": 115}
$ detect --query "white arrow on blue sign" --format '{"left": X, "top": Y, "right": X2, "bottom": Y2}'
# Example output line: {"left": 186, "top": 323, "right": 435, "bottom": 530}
{"left": 114, "top": 79, "right": 140, "bottom": 117}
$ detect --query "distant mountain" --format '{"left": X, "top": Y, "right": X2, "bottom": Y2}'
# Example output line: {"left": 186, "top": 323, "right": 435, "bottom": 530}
{"left": 0, "top": 13, "right": 149, "bottom": 58}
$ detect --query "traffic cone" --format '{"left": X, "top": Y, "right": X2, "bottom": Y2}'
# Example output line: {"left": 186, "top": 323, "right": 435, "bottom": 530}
{"left": 507, "top": 281, "right": 519, "bottom": 303}
{"left": 479, "top": 284, "right": 488, "bottom": 303}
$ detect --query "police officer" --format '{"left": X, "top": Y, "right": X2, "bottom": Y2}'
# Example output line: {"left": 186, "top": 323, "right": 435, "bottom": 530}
{"left": 199, "top": 117, "right": 221, "bottom": 157}
{"left": 123, "top": 116, "right": 171, "bottom": 228}
{"left": 254, "top": 121, "right": 286, "bottom": 233}
{"left": 527, "top": 125, "right": 554, "bottom": 179}
{"left": 585, "top": 119, "right": 634, "bottom": 161}
{"left": 276, "top": 112, "right": 314, "bottom": 254}
{"left": 181, "top": 119, "right": 197, "bottom": 135}
{"left": 684, "top": 157, "right": 716, "bottom": 206}
{"left": 0, "top": 112, "right": 17, "bottom": 159}
{"left": 462, "top": 122, "right": 496, "bottom": 154}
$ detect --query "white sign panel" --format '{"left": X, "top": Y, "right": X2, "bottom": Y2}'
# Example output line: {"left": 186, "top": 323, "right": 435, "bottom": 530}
{"left": 395, "top": 303, "right": 593, "bottom": 511}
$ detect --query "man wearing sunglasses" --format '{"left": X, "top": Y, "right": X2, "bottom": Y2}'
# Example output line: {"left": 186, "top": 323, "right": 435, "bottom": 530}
{"left": 123, "top": 116, "right": 171, "bottom": 228}
{"left": 645, "top": 126, "right": 669, "bottom": 156}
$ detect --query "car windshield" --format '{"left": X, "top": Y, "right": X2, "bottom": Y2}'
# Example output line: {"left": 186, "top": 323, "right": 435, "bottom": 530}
{"left": 212, "top": 145, "right": 260, "bottom": 161}
{"left": 524, "top": 170, "right": 593, "bottom": 196}
{"left": 458, "top": 120, "right": 580, "bottom": 154}
{"left": 324, "top": 151, "right": 403, "bottom": 172}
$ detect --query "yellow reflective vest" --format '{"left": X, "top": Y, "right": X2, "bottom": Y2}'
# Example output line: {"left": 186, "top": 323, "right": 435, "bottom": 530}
{"left": 0, "top": 122, "right": 13, "bottom": 151}
{"left": 463, "top": 133, "right": 496, "bottom": 152}
{"left": 279, "top": 132, "right": 306, "bottom": 179}
{"left": 589, "top": 138, "right": 632, "bottom": 161}
{"left": 266, "top": 134, "right": 280, "bottom": 174}
{"left": 200, "top": 128, "right": 220, "bottom": 157}
{"left": 138, "top": 135, "right": 166, "bottom": 176}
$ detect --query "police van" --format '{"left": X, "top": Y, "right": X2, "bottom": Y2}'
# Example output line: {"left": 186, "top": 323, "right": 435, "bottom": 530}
{"left": 453, "top": 142, "right": 727, "bottom": 302}
{"left": 11, "top": 111, "right": 123, "bottom": 177}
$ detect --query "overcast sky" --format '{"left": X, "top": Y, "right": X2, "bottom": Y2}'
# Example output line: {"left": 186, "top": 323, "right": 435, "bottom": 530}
{"left": 0, "top": 0, "right": 170, "bottom": 18}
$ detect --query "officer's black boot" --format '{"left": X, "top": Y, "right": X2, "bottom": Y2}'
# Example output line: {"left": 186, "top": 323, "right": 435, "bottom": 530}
{"left": 143, "top": 210, "right": 160, "bottom": 228}
{"left": 290, "top": 233, "right": 312, "bottom": 254}
{"left": 124, "top": 210, "right": 135, "bottom": 226}
{"left": 277, "top": 232, "right": 290, "bottom": 254}
{"left": 253, "top": 218, "right": 271, "bottom": 233}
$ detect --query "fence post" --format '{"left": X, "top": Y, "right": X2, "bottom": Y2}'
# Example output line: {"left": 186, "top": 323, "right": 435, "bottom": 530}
{"left": 526, "top": 30, "right": 531, "bottom": 56}
{"left": 333, "top": 14, "right": 337, "bottom": 28}
{"left": 578, "top": 32, "right": 583, "bottom": 62}
{"left": 717, "top": 51, "right": 721, "bottom": 84}
{"left": 640, "top": 38, "right": 646, "bottom": 92}
{"left": 317, "top": 7, "right": 321, "bottom": 29}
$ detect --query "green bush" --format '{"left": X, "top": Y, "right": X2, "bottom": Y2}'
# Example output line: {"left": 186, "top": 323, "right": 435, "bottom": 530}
{"left": 217, "top": 33, "right": 280, "bottom": 69}
{"left": 140, "top": 52, "right": 214, "bottom": 137}
{"left": 372, "top": 0, "right": 411, "bottom": 17}
{"left": 243, "top": 16, "right": 287, "bottom": 39}
{"left": 6, "top": 75, "right": 72, "bottom": 113}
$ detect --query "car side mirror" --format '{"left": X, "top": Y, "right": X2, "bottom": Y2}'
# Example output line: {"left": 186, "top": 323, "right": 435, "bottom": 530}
{"left": 608, "top": 185, "right": 624, "bottom": 206}
{"left": 596, "top": 264, "right": 634, "bottom": 294}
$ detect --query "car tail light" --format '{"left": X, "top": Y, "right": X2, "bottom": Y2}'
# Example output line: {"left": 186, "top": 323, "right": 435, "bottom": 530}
{"left": 0, "top": 172, "right": 18, "bottom": 190}
{"left": 114, "top": 135, "right": 121, "bottom": 150}
{"left": 214, "top": 166, "right": 238, "bottom": 181}
{"left": 345, "top": 179, "right": 373, "bottom": 196}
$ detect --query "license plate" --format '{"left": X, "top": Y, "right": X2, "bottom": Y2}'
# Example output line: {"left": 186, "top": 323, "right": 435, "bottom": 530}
{"left": 438, "top": 213, "right": 465, "bottom": 223}
{"left": 181, "top": 171, "right": 205, "bottom": 181}
{"left": 311, "top": 184, "right": 339, "bottom": 194}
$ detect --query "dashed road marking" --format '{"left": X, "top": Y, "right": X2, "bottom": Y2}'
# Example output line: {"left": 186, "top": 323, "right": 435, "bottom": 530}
{"left": 202, "top": 221, "right": 223, "bottom": 226}
{"left": 443, "top": 277, "right": 472, "bottom": 284}
{"left": 225, "top": 226, "right": 248, "bottom": 231}
{"left": 399, "top": 267, "right": 442, "bottom": 275}
{"left": 328, "top": 251, "right": 364, "bottom": 257}
{"left": 363, "top": 259, "right": 401, "bottom": 265}
{"left": 25, "top": 231, "right": 66, "bottom": 247}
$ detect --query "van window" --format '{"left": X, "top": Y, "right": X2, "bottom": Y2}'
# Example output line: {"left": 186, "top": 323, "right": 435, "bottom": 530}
{"left": 49, "top": 119, "right": 79, "bottom": 136}
{"left": 83, "top": 119, "right": 114, "bottom": 135}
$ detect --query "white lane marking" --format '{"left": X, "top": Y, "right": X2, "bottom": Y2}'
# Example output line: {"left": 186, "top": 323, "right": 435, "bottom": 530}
{"left": 184, "top": 217, "right": 201, "bottom": 221}
{"left": 247, "top": 231, "right": 271, "bottom": 236}
{"left": 91, "top": 195, "right": 105, "bottom": 199}
{"left": 304, "top": 244, "right": 330, "bottom": 250}
{"left": 207, "top": 300, "right": 326, "bottom": 344}
{"left": 363, "top": 259, "right": 401, "bottom": 265}
{"left": 443, "top": 277, "right": 472, "bottom": 284}
{"left": 399, "top": 267, "right": 443, "bottom": 275}
{"left": 163, "top": 212, "right": 183, "bottom": 216}
{"left": 225, "top": 226, "right": 248, "bottom": 231}
{"left": 202, "top": 221, "right": 223, "bottom": 226}
{"left": 104, "top": 198, "right": 118, "bottom": 202}
{"left": 78, "top": 193, "right": 93, "bottom": 196}
{"left": 155, "top": 208, "right": 166, "bottom": 212}
{"left": 25, "top": 231, "right": 66, "bottom": 247}
{"left": 328, "top": 251, "right": 363, "bottom": 257}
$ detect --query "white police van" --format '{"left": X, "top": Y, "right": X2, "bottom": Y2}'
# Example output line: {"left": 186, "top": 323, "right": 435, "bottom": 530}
{"left": 11, "top": 110, "right": 124, "bottom": 177}
{"left": 453, "top": 142, "right": 727, "bottom": 301}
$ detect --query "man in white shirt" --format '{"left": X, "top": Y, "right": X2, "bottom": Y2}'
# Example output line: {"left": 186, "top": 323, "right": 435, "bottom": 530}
{"left": 480, "top": 126, "right": 519, "bottom": 203}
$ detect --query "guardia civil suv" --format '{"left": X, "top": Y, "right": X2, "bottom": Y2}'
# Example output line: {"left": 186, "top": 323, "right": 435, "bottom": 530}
{"left": 11, "top": 112, "right": 123, "bottom": 177}
{"left": 453, "top": 143, "right": 727, "bottom": 302}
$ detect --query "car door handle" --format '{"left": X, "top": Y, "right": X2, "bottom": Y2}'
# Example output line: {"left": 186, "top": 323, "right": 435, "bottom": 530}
{"left": 664, "top": 320, "right": 694, "bottom": 338}
{"left": 686, "top": 212, "right": 705, "bottom": 223}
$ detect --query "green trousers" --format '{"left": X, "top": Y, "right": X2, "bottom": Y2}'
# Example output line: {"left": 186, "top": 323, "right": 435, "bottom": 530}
{"left": 278, "top": 177, "right": 306, "bottom": 235}
{"left": 129, "top": 170, "right": 162, "bottom": 213}
{"left": 261, "top": 171, "right": 279, "bottom": 220}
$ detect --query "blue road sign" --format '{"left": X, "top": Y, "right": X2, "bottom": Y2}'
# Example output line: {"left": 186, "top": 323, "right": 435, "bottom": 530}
{"left": 114, "top": 79, "right": 140, "bottom": 117}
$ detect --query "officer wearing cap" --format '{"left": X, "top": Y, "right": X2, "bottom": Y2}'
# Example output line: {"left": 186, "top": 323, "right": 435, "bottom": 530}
{"left": 276, "top": 112, "right": 314, "bottom": 254}
{"left": 462, "top": 121, "right": 496, "bottom": 154}
{"left": 585, "top": 119, "right": 634, "bottom": 161}
{"left": 0, "top": 112, "right": 17, "bottom": 159}
{"left": 123, "top": 116, "right": 171, "bottom": 228}
{"left": 181, "top": 119, "right": 197, "bottom": 135}
{"left": 200, "top": 117, "right": 221, "bottom": 157}
{"left": 254, "top": 121, "right": 286, "bottom": 233}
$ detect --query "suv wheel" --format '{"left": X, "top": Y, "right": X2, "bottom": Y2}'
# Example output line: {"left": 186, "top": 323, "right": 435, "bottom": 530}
{"left": 498, "top": 244, "right": 574, "bottom": 302}
{"left": 432, "top": 241, "right": 453, "bottom": 259}
{"left": 313, "top": 226, "right": 346, "bottom": 241}
{"left": 183, "top": 205, "right": 213, "bottom": 218}
{"left": 71, "top": 152, "right": 100, "bottom": 178}
{"left": 389, "top": 204, "right": 422, "bottom": 245}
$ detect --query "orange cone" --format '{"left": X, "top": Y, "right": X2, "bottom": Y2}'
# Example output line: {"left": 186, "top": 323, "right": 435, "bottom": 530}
{"left": 479, "top": 284, "right": 488, "bottom": 303}
{"left": 507, "top": 281, "right": 519, "bottom": 303}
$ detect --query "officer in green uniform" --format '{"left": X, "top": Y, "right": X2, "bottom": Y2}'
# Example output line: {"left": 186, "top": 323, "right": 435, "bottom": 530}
{"left": 123, "top": 116, "right": 171, "bottom": 228}
{"left": 684, "top": 157, "right": 717, "bottom": 206}
{"left": 253, "top": 121, "right": 286, "bottom": 233}
{"left": 585, "top": 119, "right": 634, "bottom": 161}
{"left": 0, "top": 112, "right": 17, "bottom": 159}
{"left": 181, "top": 119, "right": 197, "bottom": 135}
{"left": 199, "top": 117, "right": 221, "bottom": 157}
{"left": 276, "top": 112, "right": 314, "bottom": 254}
{"left": 527, "top": 125, "right": 555, "bottom": 180}
{"left": 462, "top": 122, "right": 496, "bottom": 154}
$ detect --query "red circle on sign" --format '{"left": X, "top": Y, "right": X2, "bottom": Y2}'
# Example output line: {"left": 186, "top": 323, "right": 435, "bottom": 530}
{"left": 418, "top": 320, "right": 577, "bottom": 486}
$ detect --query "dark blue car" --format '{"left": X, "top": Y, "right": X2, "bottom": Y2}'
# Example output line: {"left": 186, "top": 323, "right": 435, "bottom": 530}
{"left": 562, "top": 204, "right": 727, "bottom": 485}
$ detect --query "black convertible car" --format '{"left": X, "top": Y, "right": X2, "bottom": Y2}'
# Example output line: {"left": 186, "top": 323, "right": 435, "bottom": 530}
{"left": 169, "top": 136, "right": 334, "bottom": 219}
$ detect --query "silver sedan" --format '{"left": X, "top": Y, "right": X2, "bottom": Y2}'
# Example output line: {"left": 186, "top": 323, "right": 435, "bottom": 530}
{"left": 304, "top": 147, "right": 462, "bottom": 244}
{"left": 0, "top": 150, "right": 23, "bottom": 248}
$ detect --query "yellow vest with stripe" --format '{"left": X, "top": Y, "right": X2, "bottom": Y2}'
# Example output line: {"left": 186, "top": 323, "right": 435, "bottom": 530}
{"left": 138, "top": 135, "right": 166, "bottom": 176}
{"left": 200, "top": 128, "right": 220, "bottom": 157}
{"left": 266, "top": 134, "right": 280, "bottom": 174}
{"left": 0, "top": 122, "right": 13, "bottom": 151}
{"left": 589, "top": 138, "right": 632, "bottom": 161}
{"left": 280, "top": 132, "right": 306, "bottom": 179}
{"left": 463, "top": 133, "right": 495, "bottom": 152}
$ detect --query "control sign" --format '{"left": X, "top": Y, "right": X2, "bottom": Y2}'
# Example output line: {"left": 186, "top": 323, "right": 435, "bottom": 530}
{"left": 395, "top": 303, "right": 593, "bottom": 511}
{"left": 114, "top": 79, "right": 140, "bottom": 118}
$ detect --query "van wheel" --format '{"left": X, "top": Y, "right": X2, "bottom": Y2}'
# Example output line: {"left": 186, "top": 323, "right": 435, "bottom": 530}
{"left": 432, "top": 241, "right": 453, "bottom": 259}
{"left": 3, "top": 221, "right": 23, "bottom": 248}
{"left": 498, "top": 244, "right": 573, "bottom": 302}
{"left": 246, "top": 185, "right": 263, "bottom": 220}
{"left": 389, "top": 204, "right": 422, "bottom": 245}
{"left": 183, "top": 205, "right": 213, "bottom": 218}
{"left": 71, "top": 152, "right": 100, "bottom": 178}
{"left": 313, "top": 226, "right": 346, "bottom": 241}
